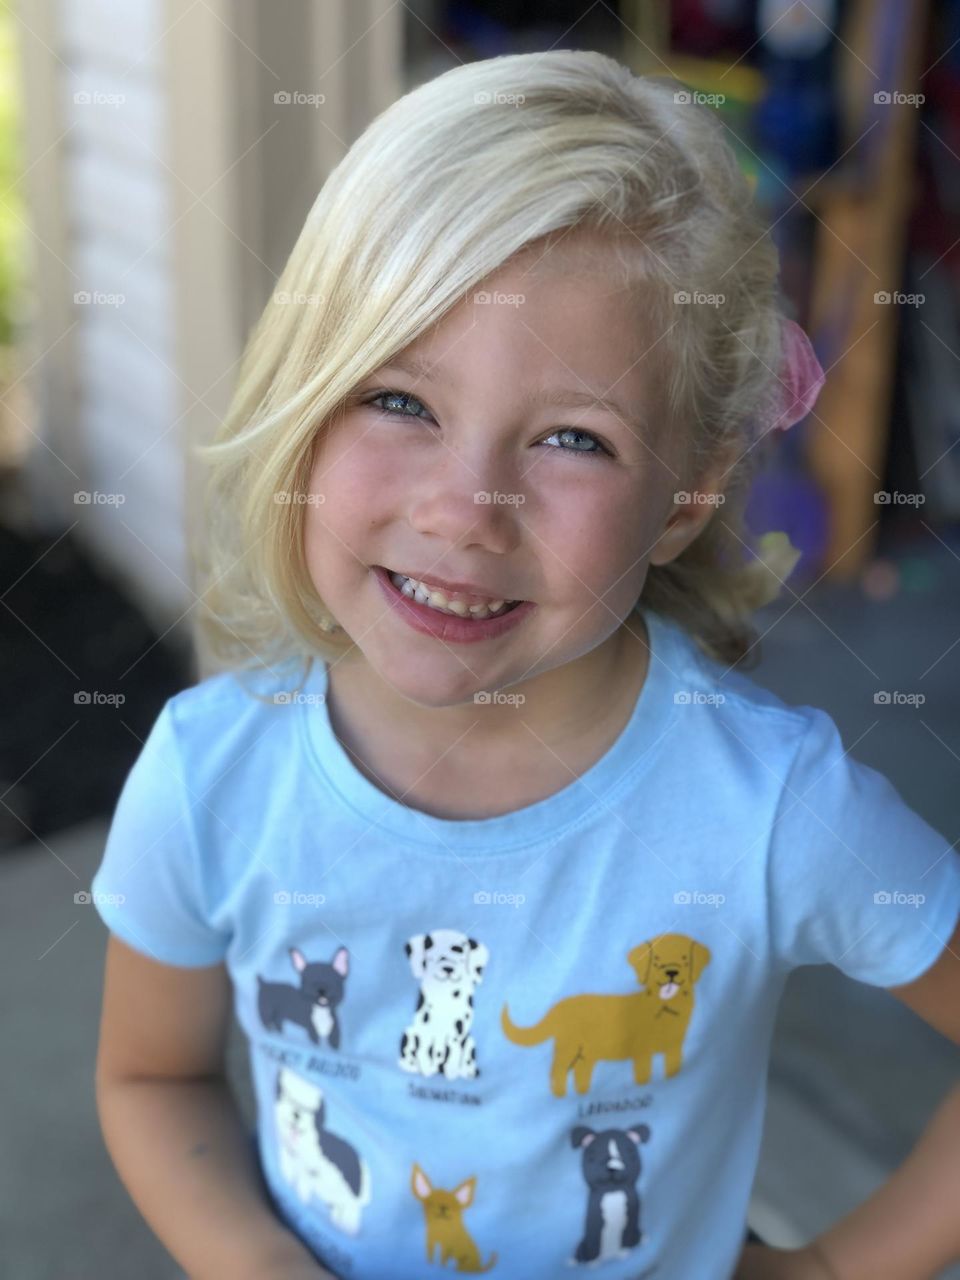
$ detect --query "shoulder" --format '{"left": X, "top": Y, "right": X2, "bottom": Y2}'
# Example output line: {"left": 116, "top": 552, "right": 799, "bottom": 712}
{"left": 663, "top": 618, "right": 831, "bottom": 779}
{"left": 162, "top": 658, "right": 321, "bottom": 771}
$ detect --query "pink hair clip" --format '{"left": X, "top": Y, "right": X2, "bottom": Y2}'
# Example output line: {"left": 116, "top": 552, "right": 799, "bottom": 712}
{"left": 766, "top": 318, "right": 825, "bottom": 435}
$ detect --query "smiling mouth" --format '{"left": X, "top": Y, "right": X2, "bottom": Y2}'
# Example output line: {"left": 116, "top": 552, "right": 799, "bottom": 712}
{"left": 379, "top": 567, "right": 524, "bottom": 620}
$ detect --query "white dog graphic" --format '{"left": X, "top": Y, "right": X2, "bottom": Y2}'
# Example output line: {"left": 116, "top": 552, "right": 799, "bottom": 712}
{"left": 398, "top": 929, "right": 489, "bottom": 1080}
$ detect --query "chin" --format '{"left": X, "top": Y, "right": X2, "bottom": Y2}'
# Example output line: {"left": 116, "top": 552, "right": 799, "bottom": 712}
{"left": 374, "top": 650, "right": 493, "bottom": 711}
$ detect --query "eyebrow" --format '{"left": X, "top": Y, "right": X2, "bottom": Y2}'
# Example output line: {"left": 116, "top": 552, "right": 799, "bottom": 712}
{"left": 378, "top": 353, "right": 641, "bottom": 425}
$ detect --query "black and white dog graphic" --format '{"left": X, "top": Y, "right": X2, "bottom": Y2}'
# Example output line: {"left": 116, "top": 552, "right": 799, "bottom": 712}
{"left": 257, "top": 946, "right": 349, "bottom": 1048}
{"left": 570, "top": 1124, "right": 651, "bottom": 1265}
{"left": 399, "top": 930, "right": 488, "bottom": 1079}
{"left": 274, "top": 1065, "right": 371, "bottom": 1235}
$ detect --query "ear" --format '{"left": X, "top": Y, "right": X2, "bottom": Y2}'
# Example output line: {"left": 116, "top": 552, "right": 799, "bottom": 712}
{"left": 405, "top": 935, "right": 427, "bottom": 978}
{"left": 689, "top": 939, "right": 712, "bottom": 983}
{"left": 627, "top": 941, "right": 653, "bottom": 986}
{"left": 648, "top": 445, "right": 739, "bottom": 569}
{"left": 454, "top": 1176, "right": 477, "bottom": 1207}
{"left": 411, "top": 1163, "right": 431, "bottom": 1201}
{"left": 468, "top": 939, "right": 489, "bottom": 982}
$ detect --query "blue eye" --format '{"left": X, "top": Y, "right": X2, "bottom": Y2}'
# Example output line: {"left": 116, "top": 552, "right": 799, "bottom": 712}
{"left": 368, "top": 390, "right": 431, "bottom": 419}
{"left": 540, "top": 428, "right": 610, "bottom": 458}
{"left": 364, "top": 389, "right": 612, "bottom": 459}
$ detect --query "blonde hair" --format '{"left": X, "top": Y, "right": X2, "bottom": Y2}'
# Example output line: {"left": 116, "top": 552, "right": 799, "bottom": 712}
{"left": 192, "top": 48, "right": 797, "bottom": 686}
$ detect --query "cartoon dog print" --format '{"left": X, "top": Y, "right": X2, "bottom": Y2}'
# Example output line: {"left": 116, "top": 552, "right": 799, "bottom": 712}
{"left": 257, "top": 946, "right": 349, "bottom": 1048}
{"left": 411, "top": 1163, "right": 497, "bottom": 1272}
{"left": 399, "top": 930, "right": 489, "bottom": 1079}
{"left": 273, "top": 1065, "right": 371, "bottom": 1235}
{"left": 570, "top": 1124, "right": 650, "bottom": 1266}
{"left": 500, "top": 934, "right": 711, "bottom": 1095}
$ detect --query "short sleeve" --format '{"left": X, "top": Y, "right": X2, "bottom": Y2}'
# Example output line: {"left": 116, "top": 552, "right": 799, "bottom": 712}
{"left": 767, "top": 707, "right": 960, "bottom": 988}
{"left": 89, "top": 700, "right": 230, "bottom": 967}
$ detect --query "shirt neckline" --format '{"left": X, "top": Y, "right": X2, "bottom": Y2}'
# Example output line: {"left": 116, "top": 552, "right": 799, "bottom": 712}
{"left": 297, "top": 605, "right": 681, "bottom": 853}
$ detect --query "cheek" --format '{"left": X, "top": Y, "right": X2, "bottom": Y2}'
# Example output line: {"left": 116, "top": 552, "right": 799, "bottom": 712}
{"left": 533, "top": 476, "right": 652, "bottom": 584}
{"left": 308, "top": 420, "right": 407, "bottom": 517}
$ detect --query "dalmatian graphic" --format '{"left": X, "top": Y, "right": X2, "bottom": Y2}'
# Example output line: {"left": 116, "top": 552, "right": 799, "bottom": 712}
{"left": 399, "top": 929, "right": 489, "bottom": 1080}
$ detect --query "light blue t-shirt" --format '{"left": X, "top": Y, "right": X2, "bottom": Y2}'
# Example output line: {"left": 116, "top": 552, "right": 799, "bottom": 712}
{"left": 91, "top": 607, "right": 960, "bottom": 1280}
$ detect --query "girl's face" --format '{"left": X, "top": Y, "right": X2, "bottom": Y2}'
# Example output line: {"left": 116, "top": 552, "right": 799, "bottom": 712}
{"left": 303, "top": 239, "right": 685, "bottom": 708}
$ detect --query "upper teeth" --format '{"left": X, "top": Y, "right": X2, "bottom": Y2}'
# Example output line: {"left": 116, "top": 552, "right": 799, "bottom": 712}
{"left": 388, "top": 571, "right": 515, "bottom": 619}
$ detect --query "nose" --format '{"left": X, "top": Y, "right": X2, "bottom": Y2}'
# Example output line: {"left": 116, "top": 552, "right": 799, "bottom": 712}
{"left": 664, "top": 969, "right": 678, "bottom": 981}
{"left": 407, "top": 446, "right": 523, "bottom": 556}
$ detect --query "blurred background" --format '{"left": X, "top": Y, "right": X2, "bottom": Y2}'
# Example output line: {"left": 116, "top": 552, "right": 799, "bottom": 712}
{"left": 1, "top": 0, "right": 959, "bottom": 1276}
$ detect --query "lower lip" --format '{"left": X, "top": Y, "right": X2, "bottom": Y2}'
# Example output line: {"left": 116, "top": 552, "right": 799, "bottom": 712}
{"left": 373, "top": 566, "right": 536, "bottom": 644}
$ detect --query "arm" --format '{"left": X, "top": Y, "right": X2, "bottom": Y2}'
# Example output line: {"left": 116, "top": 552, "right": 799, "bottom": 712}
{"left": 737, "top": 914, "right": 960, "bottom": 1280}
{"left": 810, "top": 1081, "right": 960, "bottom": 1280}
{"left": 734, "top": 1083, "right": 960, "bottom": 1280}
{"left": 95, "top": 936, "right": 332, "bottom": 1280}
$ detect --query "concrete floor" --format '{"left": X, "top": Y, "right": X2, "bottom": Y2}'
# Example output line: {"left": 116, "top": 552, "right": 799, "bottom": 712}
{"left": 3, "top": 544, "right": 960, "bottom": 1279}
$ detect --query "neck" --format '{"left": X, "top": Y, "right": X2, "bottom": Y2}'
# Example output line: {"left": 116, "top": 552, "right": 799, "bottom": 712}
{"left": 323, "top": 610, "right": 649, "bottom": 766}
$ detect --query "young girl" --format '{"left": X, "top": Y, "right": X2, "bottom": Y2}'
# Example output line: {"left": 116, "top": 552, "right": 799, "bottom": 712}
{"left": 91, "top": 50, "right": 960, "bottom": 1280}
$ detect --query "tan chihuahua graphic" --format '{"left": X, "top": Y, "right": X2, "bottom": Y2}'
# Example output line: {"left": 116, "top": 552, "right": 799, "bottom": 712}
{"left": 411, "top": 1163, "right": 497, "bottom": 1272}
{"left": 501, "top": 934, "right": 711, "bottom": 1096}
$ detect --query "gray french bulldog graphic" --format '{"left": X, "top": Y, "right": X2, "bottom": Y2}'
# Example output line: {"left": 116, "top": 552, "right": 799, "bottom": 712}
{"left": 257, "top": 946, "right": 349, "bottom": 1048}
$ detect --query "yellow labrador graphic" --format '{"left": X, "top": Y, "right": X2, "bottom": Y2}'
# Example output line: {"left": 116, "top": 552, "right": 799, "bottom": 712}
{"left": 411, "top": 1163, "right": 497, "bottom": 1272}
{"left": 501, "top": 934, "right": 711, "bottom": 1096}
